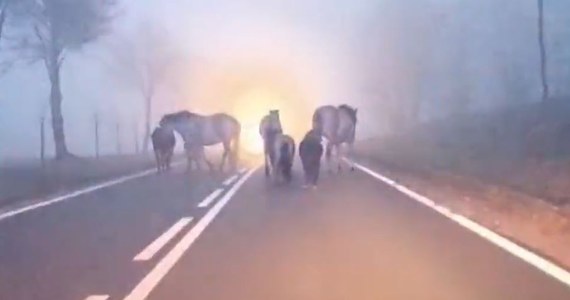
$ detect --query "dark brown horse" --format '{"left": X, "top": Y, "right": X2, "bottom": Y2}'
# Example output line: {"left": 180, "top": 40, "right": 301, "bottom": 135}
{"left": 151, "top": 126, "right": 175, "bottom": 173}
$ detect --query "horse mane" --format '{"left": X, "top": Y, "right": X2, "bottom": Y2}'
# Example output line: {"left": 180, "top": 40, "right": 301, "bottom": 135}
{"left": 338, "top": 105, "right": 357, "bottom": 123}
{"left": 161, "top": 110, "right": 200, "bottom": 123}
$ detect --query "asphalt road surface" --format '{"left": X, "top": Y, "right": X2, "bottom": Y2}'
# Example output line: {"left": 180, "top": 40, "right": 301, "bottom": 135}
{"left": 0, "top": 161, "right": 569, "bottom": 300}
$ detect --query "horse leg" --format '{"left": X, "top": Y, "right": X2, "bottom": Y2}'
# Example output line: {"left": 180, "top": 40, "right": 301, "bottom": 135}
{"left": 264, "top": 151, "right": 270, "bottom": 177}
{"left": 205, "top": 157, "right": 214, "bottom": 172}
{"left": 264, "top": 144, "right": 272, "bottom": 177}
{"left": 336, "top": 144, "right": 343, "bottom": 173}
{"left": 230, "top": 136, "right": 239, "bottom": 172}
{"left": 348, "top": 142, "right": 355, "bottom": 171}
{"left": 165, "top": 150, "right": 173, "bottom": 171}
{"left": 199, "top": 149, "right": 213, "bottom": 172}
{"left": 283, "top": 160, "right": 292, "bottom": 183}
{"left": 186, "top": 150, "right": 193, "bottom": 173}
{"left": 154, "top": 152, "right": 160, "bottom": 173}
{"left": 325, "top": 143, "right": 333, "bottom": 173}
{"left": 195, "top": 156, "right": 202, "bottom": 171}
{"left": 219, "top": 142, "right": 230, "bottom": 172}
{"left": 271, "top": 163, "right": 277, "bottom": 182}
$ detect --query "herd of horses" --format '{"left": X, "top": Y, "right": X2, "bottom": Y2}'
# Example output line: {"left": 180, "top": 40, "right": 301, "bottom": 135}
{"left": 151, "top": 104, "right": 358, "bottom": 186}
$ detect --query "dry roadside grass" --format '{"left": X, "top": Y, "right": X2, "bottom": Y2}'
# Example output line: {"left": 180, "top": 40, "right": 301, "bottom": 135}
{"left": 354, "top": 100, "right": 570, "bottom": 269}
{"left": 0, "top": 155, "right": 157, "bottom": 208}
{"left": 0, "top": 150, "right": 259, "bottom": 211}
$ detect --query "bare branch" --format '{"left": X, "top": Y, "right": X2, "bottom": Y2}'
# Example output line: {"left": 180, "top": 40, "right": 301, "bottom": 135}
{"left": 0, "top": 0, "right": 8, "bottom": 41}
{"left": 33, "top": 24, "right": 46, "bottom": 53}
{"left": 106, "top": 22, "right": 181, "bottom": 99}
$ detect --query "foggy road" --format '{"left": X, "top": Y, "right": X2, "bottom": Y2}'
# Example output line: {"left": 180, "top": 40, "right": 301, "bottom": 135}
{"left": 0, "top": 162, "right": 569, "bottom": 300}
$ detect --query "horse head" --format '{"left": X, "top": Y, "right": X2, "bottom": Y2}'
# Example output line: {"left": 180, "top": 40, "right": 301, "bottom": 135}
{"left": 268, "top": 109, "right": 282, "bottom": 131}
{"left": 339, "top": 105, "right": 358, "bottom": 124}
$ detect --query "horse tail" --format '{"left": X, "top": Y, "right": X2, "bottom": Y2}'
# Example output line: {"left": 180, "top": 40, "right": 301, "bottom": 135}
{"left": 279, "top": 140, "right": 294, "bottom": 182}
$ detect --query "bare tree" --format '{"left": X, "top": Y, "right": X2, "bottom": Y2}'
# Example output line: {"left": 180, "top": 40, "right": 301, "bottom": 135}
{"left": 0, "top": 0, "right": 9, "bottom": 41}
{"left": 40, "top": 113, "right": 45, "bottom": 166}
{"left": 0, "top": 0, "right": 24, "bottom": 42}
{"left": 115, "top": 121, "right": 122, "bottom": 155}
{"left": 132, "top": 120, "right": 140, "bottom": 154}
{"left": 94, "top": 113, "right": 100, "bottom": 159}
{"left": 14, "top": 0, "right": 116, "bottom": 159}
{"left": 0, "top": 0, "right": 32, "bottom": 74}
{"left": 537, "top": 0, "right": 549, "bottom": 101}
{"left": 107, "top": 23, "right": 179, "bottom": 154}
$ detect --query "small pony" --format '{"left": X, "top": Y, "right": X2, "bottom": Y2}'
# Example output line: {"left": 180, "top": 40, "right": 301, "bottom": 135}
{"left": 259, "top": 110, "right": 295, "bottom": 183}
{"left": 299, "top": 129, "right": 323, "bottom": 188}
{"left": 151, "top": 126, "right": 175, "bottom": 173}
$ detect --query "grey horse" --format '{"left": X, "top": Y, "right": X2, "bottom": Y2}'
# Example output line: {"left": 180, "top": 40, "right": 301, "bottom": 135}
{"left": 312, "top": 104, "right": 357, "bottom": 172}
{"left": 160, "top": 111, "right": 240, "bottom": 172}
{"left": 259, "top": 110, "right": 283, "bottom": 177}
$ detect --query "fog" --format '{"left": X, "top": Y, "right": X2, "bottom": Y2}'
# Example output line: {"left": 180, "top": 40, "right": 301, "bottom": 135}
{"left": 1, "top": 0, "right": 570, "bottom": 160}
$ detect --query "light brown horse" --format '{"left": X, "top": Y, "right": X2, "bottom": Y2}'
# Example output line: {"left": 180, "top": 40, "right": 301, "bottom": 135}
{"left": 312, "top": 104, "right": 357, "bottom": 172}
{"left": 259, "top": 110, "right": 283, "bottom": 177}
{"left": 271, "top": 133, "right": 296, "bottom": 183}
{"left": 160, "top": 111, "right": 240, "bottom": 172}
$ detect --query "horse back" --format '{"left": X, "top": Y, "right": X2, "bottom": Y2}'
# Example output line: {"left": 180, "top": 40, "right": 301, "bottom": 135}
{"left": 313, "top": 105, "right": 340, "bottom": 141}
{"left": 199, "top": 113, "right": 240, "bottom": 145}
{"left": 260, "top": 114, "right": 282, "bottom": 136}
{"left": 274, "top": 134, "right": 295, "bottom": 157}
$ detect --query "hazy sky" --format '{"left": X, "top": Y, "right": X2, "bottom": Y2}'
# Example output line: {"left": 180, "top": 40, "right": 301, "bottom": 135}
{"left": 0, "top": 0, "right": 378, "bottom": 159}
{"left": 1, "top": 0, "right": 569, "bottom": 160}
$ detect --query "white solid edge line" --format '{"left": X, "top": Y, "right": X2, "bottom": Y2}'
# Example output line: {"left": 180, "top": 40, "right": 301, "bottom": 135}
{"left": 84, "top": 295, "right": 109, "bottom": 300}
{"left": 222, "top": 174, "right": 239, "bottom": 186}
{"left": 123, "top": 167, "right": 257, "bottom": 300}
{"left": 133, "top": 217, "right": 193, "bottom": 261}
{"left": 197, "top": 188, "right": 224, "bottom": 208}
{"left": 351, "top": 161, "right": 570, "bottom": 288}
{"left": 0, "top": 161, "right": 184, "bottom": 223}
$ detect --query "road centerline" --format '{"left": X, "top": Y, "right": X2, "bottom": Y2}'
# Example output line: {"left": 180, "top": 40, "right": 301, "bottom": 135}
{"left": 84, "top": 295, "right": 109, "bottom": 300}
{"left": 133, "top": 217, "right": 194, "bottom": 262}
{"left": 222, "top": 174, "right": 239, "bottom": 186}
{"left": 197, "top": 188, "right": 224, "bottom": 208}
{"left": 123, "top": 168, "right": 257, "bottom": 300}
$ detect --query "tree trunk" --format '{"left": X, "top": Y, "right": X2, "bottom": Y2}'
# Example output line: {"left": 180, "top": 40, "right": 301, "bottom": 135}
{"left": 0, "top": 1, "right": 8, "bottom": 43}
{"left": 48, "top": 60, "right": 70, "bottom": 160}
{"left": 94, "top": 114, "right": 100, "bottom": 158}
{"left": 40, "top": 116, "right": 45, "bottom": 167}
{"left": 133, "top": 121, "right": 140, "bottom": 154}
{"left": 116, "top": 122, "right": 122, "bottom": 155}
{"left": 537, "top": 0, "right": 549, "bottom": 101}
{"left": 142, "top": 94, "right": 152, "bottom": 154}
